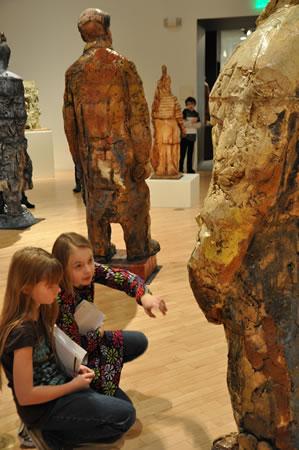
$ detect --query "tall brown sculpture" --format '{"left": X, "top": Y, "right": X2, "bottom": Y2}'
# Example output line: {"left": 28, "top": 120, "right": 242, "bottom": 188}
{"left": 188, "top": 1, "right": 299, "bottom": 449}
{"left": 63, "top": 8, "right": 160, "bottom": 263}
{"left": 151, "top": 65, "right": 185, "bottom": 178}
{"left": 0, "top": 33, "right": 35, "bottom": 229}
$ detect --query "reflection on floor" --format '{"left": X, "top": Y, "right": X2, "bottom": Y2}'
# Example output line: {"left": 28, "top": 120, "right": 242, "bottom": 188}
{"left": 0, "top": 171, "right": 236, "bottom": 450}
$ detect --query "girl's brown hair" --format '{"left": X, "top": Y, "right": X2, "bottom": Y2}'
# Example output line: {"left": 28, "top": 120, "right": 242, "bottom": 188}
{"left": 52, "top": 232, "right": 92, "bottom": 294}
{"left": 0, "top": 247, "right": 63, "bottom": 387}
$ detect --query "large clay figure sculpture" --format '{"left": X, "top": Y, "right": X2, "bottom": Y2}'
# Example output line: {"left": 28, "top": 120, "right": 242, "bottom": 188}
{"left": 0, "top": 33, "right": 35, "bottom": 228}
{"left": 151, "top": 65, "right": 185, "bottom": 177}
{"left": 188, "top": 1, "right": 298, "bottom": 449}
{"left": 63, "top": 8, "right": 160, "bottom": 263}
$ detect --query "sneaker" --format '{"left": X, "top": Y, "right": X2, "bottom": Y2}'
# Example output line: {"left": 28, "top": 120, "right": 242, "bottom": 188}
{"left": 18, "top": 423, "right": 36, "bottom": 448}
{"left": 124, "top": 418, "right": 143, "bottom": 439}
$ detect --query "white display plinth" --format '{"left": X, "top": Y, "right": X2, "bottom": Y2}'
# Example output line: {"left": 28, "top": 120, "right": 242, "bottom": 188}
{"left": 25, "top": 129, "right": 55, "bottom": 178}
{"left": 146, "top": 174, "right": 200, "bottom": 208}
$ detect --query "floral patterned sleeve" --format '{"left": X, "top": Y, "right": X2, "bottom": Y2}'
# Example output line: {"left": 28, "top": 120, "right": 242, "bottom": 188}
{"left": 94, "top": 263, "right": 146, "bottom": 304}
{"left": 56, "top": 290, "right": 102, "bottom": 354}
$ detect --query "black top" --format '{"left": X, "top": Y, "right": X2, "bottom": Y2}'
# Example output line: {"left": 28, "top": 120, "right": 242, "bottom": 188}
{"left": 1, "top": 320, "right": 67, "bottom": 428}
{"left": 183, "top": 108, "right": 200, "bottom": 122}
{"left": 182, "top": 108, "right": 200, "bottom": 141}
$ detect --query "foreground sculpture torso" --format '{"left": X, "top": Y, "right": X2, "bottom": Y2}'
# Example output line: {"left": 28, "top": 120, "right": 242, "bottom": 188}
{"left": 63, "top": 9, "right": 159, "bottom": 262}
{"left": 188, "top": 1, "right": 298, "bottom": 449}
{"left": 151, "top": 65, "right": 184, "bottom": 177}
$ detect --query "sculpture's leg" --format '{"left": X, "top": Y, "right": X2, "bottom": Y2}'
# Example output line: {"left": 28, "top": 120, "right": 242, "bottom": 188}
{"left": 155, "top": 145, "right": 166, "bottom": 176}
{"left": 3, "top": 191, "right": 23, "bottom": 216}
{"left": 168, "top": 144, "right": 179, "bottom": 175}
{"left": 119, "top": 184, "right": 159, "bottom": 261}
{"left": 86, "top": 205, "right": 115, "bottom": 260}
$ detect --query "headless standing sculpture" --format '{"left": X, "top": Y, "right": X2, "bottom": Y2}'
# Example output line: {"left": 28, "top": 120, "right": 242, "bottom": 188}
{"left": 151, "top": 65, "right": 185, "bottom": 178}
{"left": 188, "top": 1, "right": 298, "bottom": 449}
{"left": 0, "top": 33, "right": 35, "bottom": 228}
{"left": 63, "top": 8, "right": 160, "bottom": 263}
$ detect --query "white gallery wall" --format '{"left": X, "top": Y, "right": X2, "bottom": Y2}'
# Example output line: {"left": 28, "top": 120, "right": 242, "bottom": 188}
{"left": 0, "top": 0, "right": 256, "bottom": 171}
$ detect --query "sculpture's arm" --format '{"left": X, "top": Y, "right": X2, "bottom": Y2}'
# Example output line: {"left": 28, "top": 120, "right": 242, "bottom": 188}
{"left": 63, "top": 75, "right": 80, "bottom": 165}
{"left": 174, "top": 99, "right": 185, "bottom": 134}
{"left": 124, "top": 60, "right": 152, "bottom": 178}
{"left": 151, "top": 92, "right": 160, "bottom": 119}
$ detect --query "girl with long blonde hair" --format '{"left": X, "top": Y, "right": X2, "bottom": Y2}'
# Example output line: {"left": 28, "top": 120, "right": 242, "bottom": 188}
{"left": 0, "top": 247, "right": 135, "bottom": 449}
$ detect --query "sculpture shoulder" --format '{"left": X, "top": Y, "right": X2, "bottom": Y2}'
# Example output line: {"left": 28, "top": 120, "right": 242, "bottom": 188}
{"left": 0, "top": 70, "right": 22, "bottom": 80}
{"left": 116, "top": 57, "right": 139, "bottom": 78}
{"left": 65, "top": 47, "right": 129, "bottom": 77}
{"left": 65, "top": 59, "right": 81, "bottom": 79}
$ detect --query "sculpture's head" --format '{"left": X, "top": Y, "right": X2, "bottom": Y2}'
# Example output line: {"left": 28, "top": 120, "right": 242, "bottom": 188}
{"left": 78, "top": 8, "right": 112, "bottom": 46}
{"left": 157, "top": 65, "right": 172, "bottom": 95}
{"left": 257, "top": 0, "right": 299, "bottom": 24}
{"left": 0, "top": 33, "right": 10, "bottom": 71}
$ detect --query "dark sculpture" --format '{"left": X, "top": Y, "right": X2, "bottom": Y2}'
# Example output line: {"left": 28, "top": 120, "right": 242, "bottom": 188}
{"left": 0, "top": 33, "right": 35, "bottom": 229}
{"left": 63, "top": 8, "right": 160, "bottom": 262}
{"left": 188, "top": 1, "right": 298, "bottom": 449}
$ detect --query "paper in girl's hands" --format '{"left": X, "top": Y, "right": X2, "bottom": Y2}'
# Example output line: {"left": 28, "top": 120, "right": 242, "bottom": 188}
{"left": 53, "top": 325, "right": 87, "bottom": 377}
{"left": 74, "top": 300, "right": 105, "bottom": 335}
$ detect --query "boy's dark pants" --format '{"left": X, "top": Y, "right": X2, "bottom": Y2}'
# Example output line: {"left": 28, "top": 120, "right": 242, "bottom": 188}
{"left": 179, "top": 137, "right": 195, "bottom": 173}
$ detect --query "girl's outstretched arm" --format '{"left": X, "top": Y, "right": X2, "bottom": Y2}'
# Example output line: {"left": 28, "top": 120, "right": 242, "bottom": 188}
{"left": 13, "top": 347, "right": 93, "bottom": 405}
{"left": 94, "top": 263, "right": 168, "bottom": 317}
{"left": 94, "top": 263, "right": 146, "bottom": 302}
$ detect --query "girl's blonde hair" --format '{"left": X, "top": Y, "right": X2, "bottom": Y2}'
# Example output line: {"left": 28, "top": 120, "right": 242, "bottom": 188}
{"left": 52, "top": 232, "right": 92, "bottom": 294}
{"left": 0, "top": 247, "right": 63, "bottom": 388}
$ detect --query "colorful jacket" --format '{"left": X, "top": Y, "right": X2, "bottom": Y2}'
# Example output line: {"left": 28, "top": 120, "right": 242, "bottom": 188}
{"left": 56, "top": 263, "right": 146, "bottom": 395}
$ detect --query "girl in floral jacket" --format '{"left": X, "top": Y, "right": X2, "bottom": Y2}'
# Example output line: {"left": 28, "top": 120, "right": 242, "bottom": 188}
{"left": 52, "top": 232, "right": 167, "bottom": 400}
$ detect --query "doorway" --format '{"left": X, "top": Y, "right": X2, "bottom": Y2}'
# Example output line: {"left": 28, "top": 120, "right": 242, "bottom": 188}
{"left": 197, "top": 16, "right": 257, "bottom": 170}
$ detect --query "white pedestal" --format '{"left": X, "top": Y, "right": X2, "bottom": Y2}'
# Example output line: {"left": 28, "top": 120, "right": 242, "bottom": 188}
{"left": 25, "top": 129, "right": 55, "bottom": 178}
{"left": 146, "top": 174, "right": 200, "bottom": 208}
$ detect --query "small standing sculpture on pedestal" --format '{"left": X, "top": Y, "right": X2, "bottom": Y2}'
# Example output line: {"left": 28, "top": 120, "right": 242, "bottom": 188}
{"left": 188, "top": 1, "right": 299, "bottom": 449}
{"left": 151, "top": 65, "right": 185, "bottom": 178}
{"left": 63, "top": 8, "right": 160, "bottom": 277}
{"left": 24, "top": 80, "right": 41, "bottom": 130}
{"left": 0, "top": 33, "right": 36, "bottom": 229}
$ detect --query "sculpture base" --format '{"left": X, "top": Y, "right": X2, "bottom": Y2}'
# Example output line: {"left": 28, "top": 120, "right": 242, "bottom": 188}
{"left": 212, "top": 433, "right": 238, "bottom": 450}
{"left": 150, "top": 173, "right": 183, "bottom": 180}
{"left": 0, "top": 208, "right": 41, "bottom": 229}
{"left": 212, "top": 432, "right": 273, "bottom": 450}
{"left": 146, "top": 173, "right": 200, "bottom": 208}
{"left": 25, "top": 129, "right": 55, "bottom": 178}
{"left": 97, "top": 250, "right": 158, "bottom": 281}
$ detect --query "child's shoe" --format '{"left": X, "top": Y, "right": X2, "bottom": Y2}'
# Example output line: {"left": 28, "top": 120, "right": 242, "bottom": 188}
{"left": 18, "top": 423, "right": 36, "bottom": 448}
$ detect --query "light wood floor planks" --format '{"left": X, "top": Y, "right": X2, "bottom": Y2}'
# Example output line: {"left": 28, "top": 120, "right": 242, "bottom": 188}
{"left": 0, "top": 172, "right": 237, "bottom": 449}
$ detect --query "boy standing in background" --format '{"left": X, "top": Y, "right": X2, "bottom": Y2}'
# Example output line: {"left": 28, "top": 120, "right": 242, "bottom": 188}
{"left": 179, "top": 97, "right": 201, "bottom": 173}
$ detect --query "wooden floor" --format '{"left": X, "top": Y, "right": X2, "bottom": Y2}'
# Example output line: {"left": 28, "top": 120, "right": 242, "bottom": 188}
{"left": 0, "top": 172, "right": 236, "bottom": 450}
